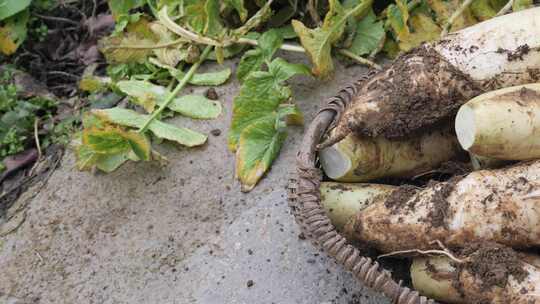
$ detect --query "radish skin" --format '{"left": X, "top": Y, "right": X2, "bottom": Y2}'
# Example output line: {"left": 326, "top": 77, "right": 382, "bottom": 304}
{"left": 320, "top": 182, "right": 395, "bottom": 230}
{"left": 320, "top": 126, "right": 461, "bottom": 182}
{"left": 412, "top": 254, "right": 540, "bottom": 304}
{"left": 349, "top": 161, "right": 540, "bottom": 252}
{"left": 456, "top": 84, "right": 540, "bottom": 160}
{"left": 320, "top": 8, "right": 540, "bottom": 148}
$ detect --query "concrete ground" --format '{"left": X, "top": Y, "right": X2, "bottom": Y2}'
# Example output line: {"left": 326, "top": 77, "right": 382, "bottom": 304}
{"left": 0, "top": 55, "right": 390, "bottom": 304}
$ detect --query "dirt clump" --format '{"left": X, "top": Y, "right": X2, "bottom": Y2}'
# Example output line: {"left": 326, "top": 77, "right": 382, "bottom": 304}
{"left": 384, "top": 185, "right": 420, "bottom": 215}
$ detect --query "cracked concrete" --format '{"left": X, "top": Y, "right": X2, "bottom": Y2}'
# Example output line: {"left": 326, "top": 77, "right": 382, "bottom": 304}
{"left": 0, "top": 55, "right": 390, "bottom": 304}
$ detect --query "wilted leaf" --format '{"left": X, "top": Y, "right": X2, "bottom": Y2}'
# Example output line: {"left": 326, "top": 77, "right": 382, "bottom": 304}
{"left": 292, "top": 0, "right": 371, "bottom": 78}
{"left": 93, "top": 107, "right": 207, "bottom": 147}
{"left": 398, "top": 13, "right": 441, "bottom": 51}
{"left": 99, "top": 33, "right": 156, "bottom": 64}
{"left": 204, "top": 0, "right": 224, "bottom": 37}
{"left": 150, "top": 22, "right": 186, "bottom": 67}
{"left": 0, "top": 0, "right": 30, "bottom": 20}
{"left": 117, "top": 80, "right": 165, "bottom": 112}
{"left": 79, "top": 76, "right": 112, "bottom": 93}
{"left": 427, "top": 0, "right": 477, "bottom": 32}
{"left": 348, "top": 10, "right": 384, "bottom": 56}
{"left": 0, "top": 10, "right": 29, "bottom": 55}
{"left": 235, "top": 115, "right": 286, "bottom": 192}
{"left": 386, "top": 0, "right": 410, "bottom": 41}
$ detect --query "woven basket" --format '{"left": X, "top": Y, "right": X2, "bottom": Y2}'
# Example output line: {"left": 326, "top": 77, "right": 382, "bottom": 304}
{"left": 286, "top": 73, "right": 439, "bottom": 304}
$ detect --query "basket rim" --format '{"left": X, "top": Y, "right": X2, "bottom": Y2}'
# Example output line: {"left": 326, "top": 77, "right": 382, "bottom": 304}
{"left": 287, "top": 77, "right": 439, "bottom": 304}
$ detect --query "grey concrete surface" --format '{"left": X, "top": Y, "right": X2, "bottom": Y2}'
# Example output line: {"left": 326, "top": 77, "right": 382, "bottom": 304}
{"left": 0, "top": 55, "right": 391, "bottom": 304}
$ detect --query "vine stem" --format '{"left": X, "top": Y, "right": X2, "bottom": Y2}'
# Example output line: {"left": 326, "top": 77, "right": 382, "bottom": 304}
{"left": 137, "top": 45, "right": 213, "bottom": 134}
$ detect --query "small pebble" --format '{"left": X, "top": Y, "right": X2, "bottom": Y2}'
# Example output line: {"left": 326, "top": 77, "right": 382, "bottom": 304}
{"left": 247, "top": 280, "right": 254, "bottom": 288}
{"left": 210, "top": 129, "right": 222, "bottom": 136}
{"left": 205, "top": 88, "right": 219, "bottom": 100}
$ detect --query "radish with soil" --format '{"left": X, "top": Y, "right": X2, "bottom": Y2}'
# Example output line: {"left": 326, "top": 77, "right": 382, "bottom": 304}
{"left": 320, "top": 125, "right": 461, "bottom": 182}
{"left": 336, "top": 161, "right": 540, "bottom": 252}
{"left": 456, "top": 84, "right": 540, "bottom": 160}
{"left": 319, "top": 7, "right": 540, "bottom": 149}
{"left": 411, "top": 243, "right": 540, "bottom": 304}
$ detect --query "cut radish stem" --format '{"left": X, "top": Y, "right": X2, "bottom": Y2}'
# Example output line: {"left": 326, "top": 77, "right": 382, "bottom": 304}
{"left": 456, "top": 84, "right": 540, "bottom": 160}
{"left": 320, "top": 126, "right": 461, "bottom": 182}
{"left": 320, "top": 182, "right": 395, "bottom": 231}
{"left": 320, "top": 7, "right": 540, "bottom": 149}
{"left": 469, "top": 153, "right": 511, "bottom": 170}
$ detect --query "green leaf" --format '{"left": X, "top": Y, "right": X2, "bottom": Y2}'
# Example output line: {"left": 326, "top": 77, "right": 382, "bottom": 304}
{"left": 258, "top": 29, "right": 284, "bottom": 60}
{"left": 470, "top": 0, "right": 497, "bottom": 21}
{"left": 228, "top": 71, "right": 291, "bottom": 151}
{"left": 292, "top": 0, "right": 372, "bottom": 78}
{"left": 123, "top": 131, "right": 151, "bottom": 161}
{"left": 83, "top": 127, "right": 131, "bottom": 155}
{"left": 236, "top": 49, "right": 265, "bottom": 82}
{"left": 183, "top": 1, "right": 206, "bottom": 33}
{"left": 268, "top": 58, "right": 311, "bottom": 83}
{"left": 117, "top": 80, "right": 224, "bottom": 119}
{"left": 165, "top": 95, "right": 222, "bottom": 119}
{"left": 0, "top": 0, "right": 30, "bottom": 20}
{"left": 171, "top": 68, "right": 232, "bottom": 86}
{"left": 75, "top": 142, "right": 100, "bottom": 171}
{"left": 0, "top": 9, "right": 29, "bottom": 55}
{"left": 96, "top": 153, "right": 130, "bottom": 172}
{"left": 277, "top": 103, "right": 304, "bottom": 126}
{"left": 347, "top": 10, "right": 384, "bottom": 56}
{"left": 235, "top": 115, "right": 287, "bottom": 192}
{"left": 108, "top": 0, "right": 145, "bottom": 19}
{"left": 117, "top": 80, "right": 165, "bottom": 112}
{"left": 225, "top": 0, "right": 248, "bottom": 22}
{"left": 204, "top": 0, "right": 224, "bottom": 37}
{"left": 93, "top": 107, "right": 207, "bottom": 147}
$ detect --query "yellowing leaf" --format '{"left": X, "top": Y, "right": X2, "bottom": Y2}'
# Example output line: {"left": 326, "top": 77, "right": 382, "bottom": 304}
{"left": 427, "top": 0, "right": 477, "bottom": 32}
{"left": 292, "top": 0, "right": 372, "bottom": 78}
{"left": 470, "top": 0, "right": 497, "bottom": 21}
{"left": 235, "top": 116, "right": 287, "bottom": 192}
{"left": 398, "top": 13, "right": 441, "bottom": 51}
{"left": 0, "top": 10, "right": 29, "bottom": 55}
{"left": 386, "top": 0, "right": 410, "bottom": 41}
{"left": 149, "top": 22, "right": 186, "bottom": 67}
{"left": 99, "top": 34, "right": 156, "bottom": 63}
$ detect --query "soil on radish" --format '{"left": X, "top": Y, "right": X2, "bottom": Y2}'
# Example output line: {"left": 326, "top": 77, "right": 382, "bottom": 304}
{"left": 424, "top": 176, "right": 461, "bottom": 229}
{"left": 454, "top": 243, "right": 527, "bottom": 294}
{"left": 348, "top": 45, "right": 482, "bottom": 139}
{"left": 384, "top": 185, "right": 420, "bottom": 215}
{"left": 496, "top": 44, "right": 531, "bottom": 62}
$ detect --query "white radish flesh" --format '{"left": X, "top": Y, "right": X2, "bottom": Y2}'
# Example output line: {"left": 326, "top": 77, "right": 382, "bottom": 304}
{"left": 350, "top": 161, "right": 540, "bottom": 252}
{"left": 456, "top": 84, "right": 540, "bottom": 160}
{"left": 320, "top": 126, "right": 461, "bottom": 182}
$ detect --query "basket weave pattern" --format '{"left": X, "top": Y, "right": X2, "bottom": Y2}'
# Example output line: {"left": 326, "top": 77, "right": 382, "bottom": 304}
{"left": 286, "top": 74, "right": 438, "bottom": 304}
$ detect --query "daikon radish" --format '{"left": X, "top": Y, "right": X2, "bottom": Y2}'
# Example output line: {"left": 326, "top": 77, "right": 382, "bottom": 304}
{"left": 320, "top": 7, "right": 540, "bottom": 148}
{"left": 320, "top": 126, "right": 461, "bottom": 182}
{"left": 456, "top": 84, "right": 540, "bottom": 160}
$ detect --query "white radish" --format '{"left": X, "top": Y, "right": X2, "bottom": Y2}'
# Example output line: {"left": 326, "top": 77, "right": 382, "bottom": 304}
{"left": 349, "top": 161, "right": 540, "bottom": 252}
{"left": 320, "top": 126, "right": 462, "bottom": 182}
{"left": 320, "top": 182, "right": 395, "bottom": 231}
{"left": 456, "top": 84, "right": 540, "bottom": 160}
{"left": 411, "top": 246, "right": 540, "bottom": 304}
{"left": 320, "top": 7, "right": 540, "bottom": 148}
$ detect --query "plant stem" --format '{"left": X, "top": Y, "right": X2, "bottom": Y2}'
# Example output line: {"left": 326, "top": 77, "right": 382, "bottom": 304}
{"left": 339, "top": 49, "right": 382, "bottom": 70}
{"left": 441, "top": 0, "right": 475, "bottom": 37}
{"left": 496, "top": 0, "right": 514, "bottom": 16}
{"left": 137, "top": 45, "right": 213, "bottom": 134}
